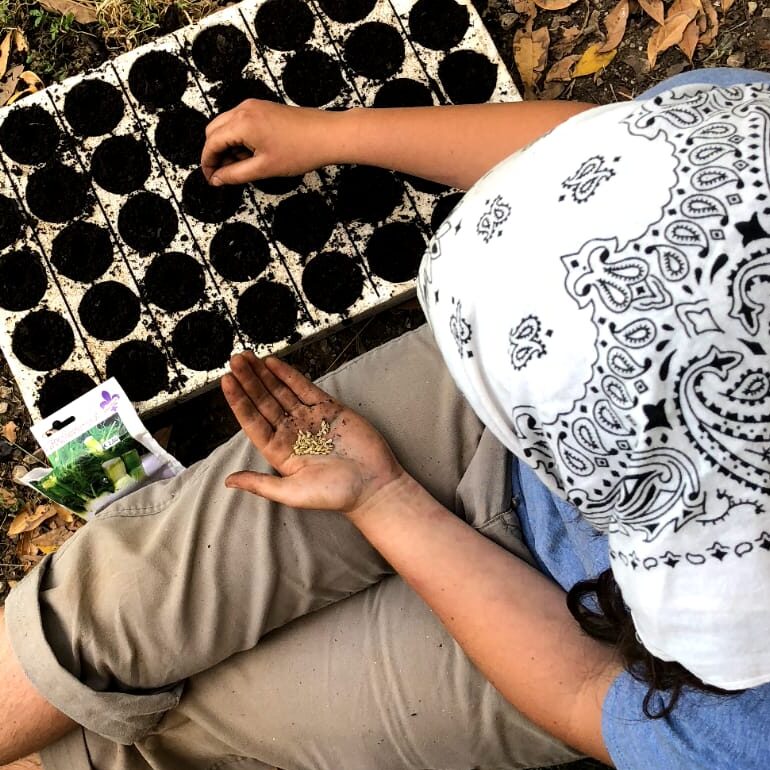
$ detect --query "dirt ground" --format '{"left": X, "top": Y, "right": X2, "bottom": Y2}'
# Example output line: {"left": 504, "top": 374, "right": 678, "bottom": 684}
{"left": 0, "top": 2, "right": 766, "bottom": 766}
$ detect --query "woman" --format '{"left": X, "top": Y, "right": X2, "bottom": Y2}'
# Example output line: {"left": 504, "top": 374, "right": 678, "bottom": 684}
{"left": 2, "top": 68, "right": 769, "bottom": 770}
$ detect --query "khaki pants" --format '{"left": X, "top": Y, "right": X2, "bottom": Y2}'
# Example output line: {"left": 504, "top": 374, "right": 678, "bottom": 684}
{"left": 6, "top": 326, "right": 582, "bottom": 770}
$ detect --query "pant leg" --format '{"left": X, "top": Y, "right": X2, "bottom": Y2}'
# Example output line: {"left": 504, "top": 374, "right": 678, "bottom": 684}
{"left": 5, "top": 325, "right": 489, "bottom": 745}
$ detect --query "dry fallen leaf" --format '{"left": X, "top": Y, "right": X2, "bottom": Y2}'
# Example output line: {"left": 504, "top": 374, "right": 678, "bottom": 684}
{"left": 598, "top": 0, "right": 630, "bottom": 53}
{"left": 2, "top": 420, "right": 18, "bottom": 443}
{"left": 638, "top": 0, "right": 666, "bottom": 24}
{"left": 552, "top": 24, "right": 582, "bottom": 57}
{"left": 511, "top": 0, "right": 538, "bottom": 20}
{"left": 721, "top": 0, "right": 735, "bottom": 12}
{"left": 699, "top": 0, "right": 719, "bottom": 45}
{"left": 54, "top": 504, "right": 74, "bottom": 524}
{"left": 8, "top": 504, "right": 59, "bottom": 536}
{"left": 513, "top": 21, "right": 551, "bottom": 93}
{"left": 573, "top": 42, "right": 618, "bottom": 76}
{"left": 0, "top": 31, "right": 12, "bottom": 81}
{"left": 533, "top": 0, "right": 579, "bottom": 9}
{"left": 13, "top": 30, "right": 29, "bottom": 54}
{"left": 0, "top": 487, "right": 18, "bottom": 511}
{"left": 678, "top": 17, "right": 700, "bottom": 59}
{"left": 31, "top": 526, "right": 73, "bottom": 554}
{"left": 0, "top": 64, "right": 23, "bottom": 107}
{"left": 7, "top": 71, "right": 45, "bottom": 106}
{"left": 38, "top": 0, "right": 98, "bottom": 24}
{"left": 545, "top": 53, "right": 582, "bottom": 81}
{"left": 647, "top": 10, "right": 698, "bottom": 68}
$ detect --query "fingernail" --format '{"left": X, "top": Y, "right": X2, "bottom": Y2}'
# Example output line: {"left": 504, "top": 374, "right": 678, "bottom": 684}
{"left": 211, "top": 175, "right": 223, "bottom": 187}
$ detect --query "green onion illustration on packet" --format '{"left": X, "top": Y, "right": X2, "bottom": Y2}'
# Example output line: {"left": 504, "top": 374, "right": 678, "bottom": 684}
{"left": 21, "top": 380, "right": 184, "bottom": 517}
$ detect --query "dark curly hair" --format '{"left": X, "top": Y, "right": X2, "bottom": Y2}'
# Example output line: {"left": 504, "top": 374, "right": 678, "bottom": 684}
{"left": 566, "top": 568, "right": 739, "bottom": 718}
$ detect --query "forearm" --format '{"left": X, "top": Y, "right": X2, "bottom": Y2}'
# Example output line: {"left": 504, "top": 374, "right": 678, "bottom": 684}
{"left": 325, "top": 101, "right": 597, "bottom": 190}
{"left": 349, "top": 474, "right": 620, "bottom": 765}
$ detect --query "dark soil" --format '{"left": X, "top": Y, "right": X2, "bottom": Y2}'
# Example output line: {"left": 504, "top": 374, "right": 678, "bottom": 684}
{"left": 344, "top": 22, "right": 405, "bottom": 81}
{"left": 366, "top": 221, "right": 426, "bottom": 283}
{"left": 336, "top": 165, "right": 402, "bottom": 223}
{"left": 282, "top": 49, "right": 344, "bottom": 107}
{"left": 183, "top": 167, "right": 244, "bottom": 222}
{"left": 439, "top": 49, "right": 497, "bottom": 104}
{"left": 91, "top": 135, "right": 151, "bottom": 194}
{"left": 63, "top": 79, "right": 124, "bottom": 137}
{"left": 431, "top": 191, "right": 465, "bottom": 231}
{"left": 214, "top": 77, "right": 280, "bottom": 113}
{"left": 316, "top": 0, "right": 376, "bottom": 23}
{"left": 410, "top": 0, "right": 470, "bottom": 51}
{"left": 272, "top": 191, "right": 334, "bottom": 255}
{"left": 155, "top": 105, "right": 208, "bottom": 167}
{"left": 192, "top": 24, "right": 251, "bottom": 81}
{"left": 12, "top": 309, "right": 74, "bottom": 371}
{"left": 372, "top": 78, "right": 434, "bottom": 108}
{"left": 0, "top": 195, "right": 24, "bottom": 250}
{"left": 51, "top": 221, "right": 114, "bottom": 282}
{"left": 128, "top": 51, "right": 189, "bottom": 109}
{"left": 302, "top": 251, "right": 364, "bottom": 314}
{"left": 144, "top": 251, "right": 205, "bottom": 311}
{"left": 238, "top": 280, "right": 298, "bottom": 343}
{"left": 37, "top": 370, "right": 97, "bottom": 418}
{"left": 172, "top": 309, "right": 234, "bottom": 370}
{"left": 106, "top": 340, "right": 169, "bottom": 402}
{"left": 210, "top": 222, "right": 270, "bottom": 281}
{"left": 118, "top": 191, "right": 178, "bottom": 253}
{"left": 0, "top": 105, "right": 61, "bottom": 165}
{"left": 26, "top": 162, "right": 90, "bottom": 223}
{"left": 255, "top": 0, "right": 315, "bottom": 51}
{"left": 0, "top": 249, "right": 47, "bottom": 311}
{"left": 79, "top": 281, "right": 141, "bottom": 341}
{"left": 252, "top": 175, "right": 303, "bottom": 195}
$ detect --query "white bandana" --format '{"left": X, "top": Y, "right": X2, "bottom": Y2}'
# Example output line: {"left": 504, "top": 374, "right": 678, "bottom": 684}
{"left": 418, "top": 83, "right": 770, "bottom": 690}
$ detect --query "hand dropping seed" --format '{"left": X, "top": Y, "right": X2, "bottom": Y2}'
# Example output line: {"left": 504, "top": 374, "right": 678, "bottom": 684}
{"left": 292, "top": 419, "right": 334, "bottom": 456}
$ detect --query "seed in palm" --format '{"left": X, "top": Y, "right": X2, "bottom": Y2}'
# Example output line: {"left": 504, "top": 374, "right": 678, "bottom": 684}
{"left": 292, "top": 419, "right": 334, "bottom": 456}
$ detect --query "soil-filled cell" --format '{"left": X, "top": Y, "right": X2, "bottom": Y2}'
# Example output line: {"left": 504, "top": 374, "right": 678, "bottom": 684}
{"left": 0, "top": 195, "right": 23, "bottom": 250}
{"left": 92, "top": 136, "right": 151, "bottom": 194}
{"left": 12, "top": 310, "right": 74, "bottom": 371}
{"left": 255, "top": 0, "right": 314, "bottom": 50}
{"left": 372, "top": 78, "right": 434, "bottom": 108}
{"left": 155, "top": 105, "right": 208, "bottom": 167}
{"left": 366, "top": 221, "right": 426, "bottom": 283}
{"left": 38, "top": 370, "right": 97, "bottom": 418}
{"left": 302, "top": 251, "right": 363, "bottom": 313}
{"left": 192, "top": 24, "right": 251, "bottom": 81}
{"left": 252, "top": 175, "right": 302, "bottom": 195}
{"left": 0, "top": 249, "right": 47, "bottom": 311}
{"left": 172, "top": 309, "right": 234, "bottom": 370}
{"left": 106, "top": 340, "right": 169, "bottom": 402}
{"left": 336, "top": 166, "right": 402, "bottom": 223}
{"left": 439, "top": 50, "right": 497, "bottom": 104}
{"left": 64, "top": 79, "right": 124, "bottom": 136}
{"left": 0, "top": 105, "right": 61, "bottom": 165}
{"left": 51, "top": 221, "right": 113, "bottom": 282}
{"left": 272, "top": 191, "right": 334, "bottom": 255}
{"left": 26, "top": 163, "right": 90, "bottom": 223}
{"left": 183, "top": 167, "right": 244, "bottom": 223}
{"left": 118, "top": 191, "right": 178, "bottom": 253}
{"left": 238, "top": 280, "right": 298, "bottom": 344}
{"left": 214, "top": 77, "right": 280, "bottom": 113}
{"left": 317, "top": 0, "right": 376, "bottom": 22}
{"left": 79, "top": 281, "right": 141, "bottom": 341}
{"left": 210, "top": 222, "right": 270, "bottom": 281}
{"left": 431, "top": 191, "right": 464, "bottom": 231}
{"left": 128, "top": 51, "right": 189, "bottom": 109}
{"left": 282, "top": 49, "right": 344, "bottom": 107}
{"left": 344, "top": 22, "right": 405, "bottom": 81}
{"left": 144, "top": 251, "right": 205, "bottom": 311}
{"left": 409, "top": 0, "right": 469, "bottom": 50}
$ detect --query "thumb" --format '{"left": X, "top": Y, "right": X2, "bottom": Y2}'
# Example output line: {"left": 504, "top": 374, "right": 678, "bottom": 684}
{"left": 210, "top": 157, "right": 266, "bottom": 187}
{"left": 225, "top": 470, "right": 311, "bottom": 508}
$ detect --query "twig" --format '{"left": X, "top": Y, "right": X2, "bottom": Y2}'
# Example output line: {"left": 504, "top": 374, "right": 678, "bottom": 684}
{"left": 1, "top": 437, "right": 46, "bottom": 466}
{"left": 323, "top": 317, "right": 375, "bottom": 375}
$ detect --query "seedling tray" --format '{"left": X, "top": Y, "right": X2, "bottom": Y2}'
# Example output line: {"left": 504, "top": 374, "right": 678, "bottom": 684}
{"left": 0, "top": 0, "right": 519, "bottom": 420}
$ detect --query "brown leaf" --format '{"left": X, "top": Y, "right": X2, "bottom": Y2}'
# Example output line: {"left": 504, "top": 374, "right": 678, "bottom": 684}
{"left": 647, "top": 11, "right": 697, "bottom": 68}
{"left": 31, "top": 526, "right": 73, "bottom": 554}
{"left": 13, "top": 30, "right": 29, "bottom": 54}
{"left": 54, "top": 504, "right": 74, "bottom": 524}
{"left": 8, "top": 504, "right": 59, "bottom": 536}
{"left": 721, "top": 0, "right": 735, "bottom": 12}
{"left": 540, "top": 82, "right": 567, "bottom": 99}
{"left": 15, "top": 530, "right": 36, "bottom": 558}
{"left": 533, "top": 0, "right": 579, "bottom": 9}
{"left": 545, "top": 53, "right": 582, "bottom": 81}
{"left": 678, "top": 17, "right": 700, "bottom": 59}
{"left": 512, "top": 0, "right": 538, "bottom": 19}
{"left": 2, "top": 420, "right": 18, "bottom": 443}
{"left": 573, "top": 42, "right": 618, "bottom": 76}
{"left": 552, "top": 24, "right": 582, "bottom": 57}
{"left": 37, "top": 0, "right": 98, "bottom": 24}
{"left": 513, "top": 21, "right": 551, "bottom": 93}
{"left": 598, "top": 0, "right": 630, "bottom": 53}
{"left": 0, "top": 32, "right": 12, "bottom": 81}
{"left": 638, "top": 0, "right": 665, "bottom": 24}
{"left": 699, "top": 0, "right": 719, "bottom": 45}
{"left": 0, "top": 487, "right": 18, "bottom": 511}
{"left": 0, "top": 65, "right": 20, "bottom": 107}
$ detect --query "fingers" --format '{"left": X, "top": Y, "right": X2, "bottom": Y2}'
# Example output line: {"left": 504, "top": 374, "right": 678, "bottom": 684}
{"left": 264, "top": 356, "right": 332, "bottom": 406}
{"left": 225, "top": 471, "right": 310, "bottom": 509}
{"left": 228, "top": 354, "right": 286, "bottom": 426}
{"left": 221, "top": 373, "right": 273, "bottom": 449}
{"left": 201, "top": 122, "right": 260, "bottom": 185}
{"left": 210, "top": 157, "right": 267, "bottom": 187}
{"left": 243, "top": 351, "right": 302, "bottom": 413}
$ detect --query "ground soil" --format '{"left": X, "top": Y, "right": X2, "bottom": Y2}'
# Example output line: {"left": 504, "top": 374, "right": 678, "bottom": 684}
{"left": 155, "top": 105, "right": 208, "bottom": 167}
{"left": 366, "top": 221, "right": 427, "bottom": 283}
{"left": 335, "top": 165, "right": 403, "bottom": 223}
{"left": 172, "top": 309, "right": 234, "bottom": 370}
{"left": 11, "top": 309, "right": 74, "bottom": 371}
{"left": 209, "top": 221, "right": 271, "bottom": 281}
{"left": 237, "top": 279, "right": 299, "bottom": 344}
{"left": 281, "top": 49, "right": 344, "bottom": 107}
{"left": 128, "top": 50, "right": 189, "bottom": 109}
{"left": 183, "top": 167, "right": 244, "bottom": 222}
{"left": 144, "top": 251, "right": 206, "bottom": 311}
{"left": 410, "top": 0, "right": 471, "bottom": 50}
{"left": 118, "top": 191, "right": 178, "bottom": 253}
{"left": 192, "top": 24, "right": 251, "bottom": 81}
{"left": 0, "top": 195, "right": 23, "bottom": 249}
{"left": 51, "top": 221, "right": 114, "bottom": 282}
{"left": 104, "top": 339, "right": 169, "bottom": 401}
{"left": 440, "top": 49, "right": 499, "bottom": 103}
{"left": 302, "top": 250, "right": 364, "bottom": 313}
{"left": 0, "top": 249, "right": 46, "bottom": 312}
{"left": 271, "top": 190, "right": 334, "bottom": 255}
{"left": 0, "top": 105, "right": 60, "bottom": 165}
{"left": 255, "top": 0, "right": 315, "bottom": 51}
{"left": 26, "top": 162, "right": 90, "bottom": 223}
{"left": 78, "top": 281, "right": 141, "bottom": 341}
{"left": 344, "top": 22, "right": 405, "bottom": 81}
{"left": 63, "top": 78, "right": 124, "bottom": 137}
{"left": 91, "top": 135, "right": 151, "bottom": 194}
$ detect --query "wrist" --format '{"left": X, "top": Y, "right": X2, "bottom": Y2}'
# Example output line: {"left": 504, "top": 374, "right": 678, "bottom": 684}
{"left": 346, "top": 471, "right": 436, "bottom": 531}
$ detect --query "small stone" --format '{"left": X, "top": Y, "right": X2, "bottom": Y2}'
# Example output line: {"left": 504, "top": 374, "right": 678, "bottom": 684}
{"left": 12, "top": 464, "right": 28, "bottom": 481}
{"left": 763, "top": 7, "right": 770, "bottom": 16}
{"left": 500, "top": 12, "right": 518, "bottom": 29}
{"left": 0, "top": 402, "right": 8, "bottom": 415}
{"left": 726, "top": 51, "right": 746, "bottom": 67}
{"left": 748, "top": 1, "right": 757, "bottom": 13}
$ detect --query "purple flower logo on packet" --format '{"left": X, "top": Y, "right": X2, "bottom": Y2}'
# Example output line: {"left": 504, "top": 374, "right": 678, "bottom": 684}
{"left": 100, "top": 390, "right": 120, "bottom": 413}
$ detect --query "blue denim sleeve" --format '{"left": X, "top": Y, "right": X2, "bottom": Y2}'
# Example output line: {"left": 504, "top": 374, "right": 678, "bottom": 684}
{"left": 602, "top": 670, "right": 770, "bottom": 769}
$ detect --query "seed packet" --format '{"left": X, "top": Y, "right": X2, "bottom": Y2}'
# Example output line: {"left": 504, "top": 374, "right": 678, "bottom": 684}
{"left": 22, "top": 379, "right": 184, "bottom": 518}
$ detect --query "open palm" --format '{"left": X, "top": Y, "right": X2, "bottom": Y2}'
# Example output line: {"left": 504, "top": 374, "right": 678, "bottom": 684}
{"left": 221, "top": 352, "right": 404, "bottom": 514}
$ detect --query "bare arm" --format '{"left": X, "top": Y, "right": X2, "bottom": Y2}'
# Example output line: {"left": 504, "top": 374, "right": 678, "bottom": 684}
{"left": 201, "top": 100, "right": 597, "bottom": 191}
